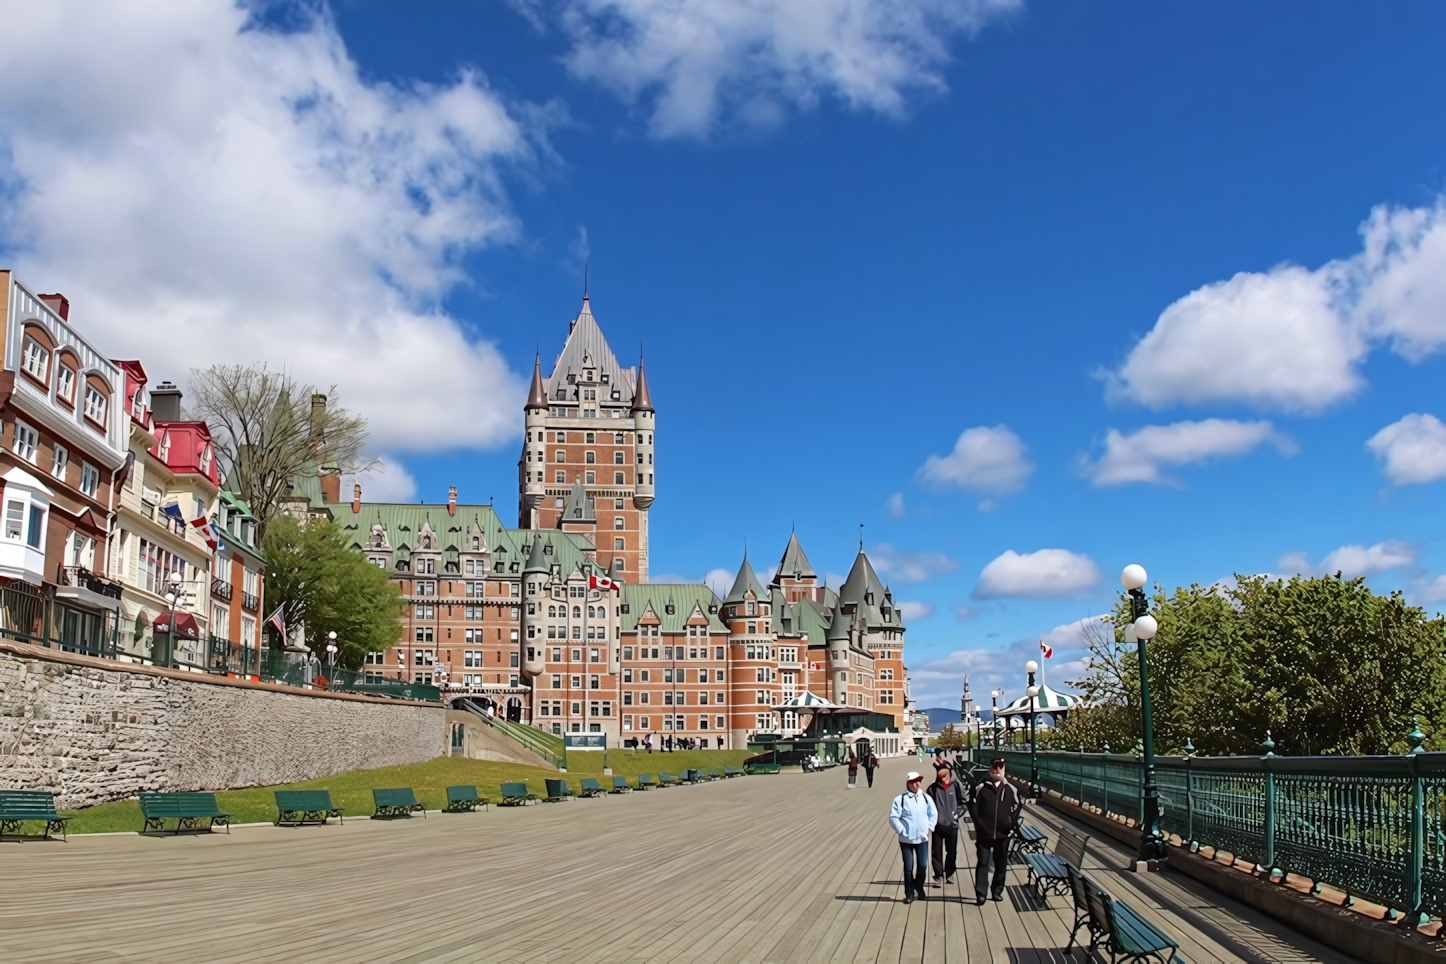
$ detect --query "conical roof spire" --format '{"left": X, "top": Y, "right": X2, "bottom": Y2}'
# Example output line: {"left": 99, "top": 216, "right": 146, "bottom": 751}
{"left": 723, "top": 555, "right": 766, "bottom": 605}
{"left": 526, "top": 354, "right": 547, "bottom": 410}
{"left": 632, "top": 354, "right": 654, "bottom": 413}
{"left": 775, "top": 529, "right": 815, "bottom": 582}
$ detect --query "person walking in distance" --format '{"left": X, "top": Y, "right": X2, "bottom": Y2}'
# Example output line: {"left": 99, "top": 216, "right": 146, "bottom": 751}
{"left": 889, "top": 771, "right": 938, "bottom": 905}
{"left": 926, "top": 763, "right": 967, "bottom": 887}
{"left": 864, "top": 750, "right": 879, "bottom": 788}
{"left": 968, "top": 758, "right": 1021, "bottom": 905}
{"left": 846, "top": 753, "right": 859, "bottom": 789}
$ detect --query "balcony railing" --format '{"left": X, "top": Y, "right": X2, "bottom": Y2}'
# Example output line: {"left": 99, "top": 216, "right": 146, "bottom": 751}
{"left": 211, "top": 578, "right": 233, "bottom": 602}
{"left": 241, "top": 590, "right": 259, "bottom": 613}
{"left": 60, "top": 566, "right": 123, "bottom": 600}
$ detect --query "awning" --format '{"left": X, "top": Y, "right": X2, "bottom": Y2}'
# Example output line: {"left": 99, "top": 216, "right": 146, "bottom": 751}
{"left": 996, "top": 682, "right": 1080, "bottom": 716}
{"left": 780, "top": 691, "right": 837, "bottom": 709}
{"left": 153, "top": 611, "right": 201, "bottom": 641}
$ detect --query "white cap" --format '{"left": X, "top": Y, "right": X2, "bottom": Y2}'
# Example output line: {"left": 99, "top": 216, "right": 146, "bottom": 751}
{"left": 906, "top": 771, "right": 922, "bottom": 782}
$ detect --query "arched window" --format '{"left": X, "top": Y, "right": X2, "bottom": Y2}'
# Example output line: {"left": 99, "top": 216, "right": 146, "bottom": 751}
{"left": 572, "top": 606, "right": 581, "bottom": 618}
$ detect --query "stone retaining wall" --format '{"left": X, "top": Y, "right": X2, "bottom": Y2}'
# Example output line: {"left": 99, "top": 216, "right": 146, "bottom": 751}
{"left": 0, "top": 641, "right": 446, "bottom": 809}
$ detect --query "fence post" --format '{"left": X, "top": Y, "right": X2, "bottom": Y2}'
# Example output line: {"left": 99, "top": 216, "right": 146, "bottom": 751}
{"left": 1134, "top": 739, "right": 1144, "bottom": 828}
{"left": 1261, "top": 731, "right": 1276, "bottom": 874}
{"left": 1102, "top": 742, "right": 1110, "bottom": 818}
{"left": 1407, "top": 721, "right": 1426, "bottom": 925}
{"left": 1184, "top": 738, "right": 1196, "bottom": 847}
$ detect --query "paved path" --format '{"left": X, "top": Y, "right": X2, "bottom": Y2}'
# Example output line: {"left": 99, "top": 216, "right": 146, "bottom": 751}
{"left": 0, "top": 757, "right": 1355, "bottom": 962}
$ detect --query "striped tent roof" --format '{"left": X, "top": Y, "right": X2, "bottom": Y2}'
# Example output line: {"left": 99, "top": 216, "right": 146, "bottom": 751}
{"left": 995, "top": 682, "right": 1080, "bottom": 717}
{"left": 780, "top": 691, "right": 836, "bottom": 709}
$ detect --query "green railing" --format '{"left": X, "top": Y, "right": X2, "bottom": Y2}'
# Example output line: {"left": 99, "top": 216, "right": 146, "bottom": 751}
{"left": 981, "top": 739, "right": 1446, "bottom": 923}
{"left": 0, "top": 581, "right": 121, "bottom": 659}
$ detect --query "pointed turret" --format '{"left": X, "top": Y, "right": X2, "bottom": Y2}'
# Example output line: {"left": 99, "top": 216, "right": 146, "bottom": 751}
{"left": 525, "top": 354, "right": 547, "bottom": 410}
{"left": 838, "top": 549, "right": 889, "bottom": 626}
{"left": 558, "top": 480, "right": 595, "bottom": 526}
{"left": 723, "top": 556, "right": 766, "bottom": 606}
{"left": 523, "top": 534, "right": 550, "bottom": 575}
{"left": 776, "top": 530, "right": 815, "bottom": 581}
{"left": 632, "top": 356, "right": 654, "bottom": 413}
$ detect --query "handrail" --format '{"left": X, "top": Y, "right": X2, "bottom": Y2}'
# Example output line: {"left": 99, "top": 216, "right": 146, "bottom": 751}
{"left": 980, "top": 740, "right": 1446, "bottom": 925}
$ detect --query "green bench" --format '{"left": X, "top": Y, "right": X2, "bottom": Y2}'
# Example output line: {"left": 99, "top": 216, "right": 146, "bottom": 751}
{"left": 579, "top": 778, "right": 606, "bottom": 798}
{"left": 0, "top": 790, "right": 69, "bottom": 840}
{"left": 500, "top": 782, "right": 538, "bottom": 805}
{"left": 723, "top": 768, "right": 744, "bottom": 778}
{"left": 708, "top": 768, "right": 720, "bottom": 781}
{"left": 274, "top": 790, "right": 343, "bottom": 826}
{"left": 658, "top": 771, "right": 678, "bottom": 786}
{"left": 610, "top": 776, "right": 632, "bottom": 793}
{"left": 637, "top": 774, "right": 656, "bottom": 789}
{"left": 372, "top": 788, "right": 424, "bottom": 819}
{"left": 139, "top": 792, "right": 230, "bottom": 835}
{"left": 445, "top": 785, "right": 486, "bottom": 812}
{"left": 743, "top": 763, "right": 781, "bottom": 775}
{"left": 682, "top": 769, "right": 703, "bottom": 784}
{"left": 1012, "top": 823, "right": 1049, "bottom": 861}
{"left": 544, "top": 778, "right": 575, "bottom": 802}
{"left": 1025, "top": 826, "right": 1088, "bottom": 898}
{"left": 1081, "top": 871, "right": 1184, "bottom": 963}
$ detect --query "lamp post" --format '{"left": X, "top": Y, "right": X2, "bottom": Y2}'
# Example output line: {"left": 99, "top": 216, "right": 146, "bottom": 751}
{"left": 991, "top": 688, "right": 1004, "bottom": 753}
{"left": 1122, "top": 563, "right": 1166, "bottom": 862}
{"left": 1026, "top": 660, "right": 1040, "bottom": 798}
{"left": 326, "top": 631, "right": 338, "bottom": 672}
{"left": 160, "top": 570, "right": 183, "bottom": 668}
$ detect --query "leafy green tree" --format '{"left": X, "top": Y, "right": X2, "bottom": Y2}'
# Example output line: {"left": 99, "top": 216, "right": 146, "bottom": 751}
{"left": 1057, "top": 575, "right": 1446, "bottom": 756}
{"left": 936, "top": 723, "right": 964, "bottom": 749}
{"left": 263, "top": 514, "right": 405, "bottom": 670}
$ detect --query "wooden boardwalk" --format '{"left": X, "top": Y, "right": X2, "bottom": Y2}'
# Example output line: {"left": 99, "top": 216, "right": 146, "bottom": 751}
{"left": 0, "top": 758, "right": 1355, "bottom": 963}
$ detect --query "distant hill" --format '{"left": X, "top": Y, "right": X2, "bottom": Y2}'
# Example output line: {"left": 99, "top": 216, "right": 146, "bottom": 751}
{"left": 920, "top": 707, "right": 996, "bottom": 728}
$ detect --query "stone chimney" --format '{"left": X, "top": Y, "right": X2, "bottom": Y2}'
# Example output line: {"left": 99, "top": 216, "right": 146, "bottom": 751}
{"left": 150, "top": 382, "right": 182, "bottom": 422}
{"left": 309, "top": 394, "right": 327, "bottom": 439}
{"left": 352, "top": 483, "right": 362, "bottom": 514}
{"left": 448, "top": 485, "right": 457, "bottom": 516}
{"left": 38, "top": 293, "right": 69, "bottom": 320}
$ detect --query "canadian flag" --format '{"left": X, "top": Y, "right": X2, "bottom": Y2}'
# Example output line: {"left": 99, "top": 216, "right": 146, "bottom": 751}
{"left": 1040, "top": 639, "right": 1053, "bottom": 660}
{"left": 589, "top": 574, "right": 619, "bottom": 592}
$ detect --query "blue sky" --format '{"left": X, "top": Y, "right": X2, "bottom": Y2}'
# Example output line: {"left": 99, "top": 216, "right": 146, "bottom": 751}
{"left": 3, "top": 1, "right": 1446, "bottom": 709}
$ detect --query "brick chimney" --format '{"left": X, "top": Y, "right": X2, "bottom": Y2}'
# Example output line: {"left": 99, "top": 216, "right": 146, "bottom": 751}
{"left": 38, "top": 293, "right": 69, "bottom": 321}
{"left": 352, "top": 483, "right": 362, "bottom": 514}
{"left": 448, "top": 485, "right": 457, "bottom": 516}
{"left": 320, "top": 471, "right": 340, "bottom": 504}
{"left": 150, "top": 381, "right": 183, "bottom": 422}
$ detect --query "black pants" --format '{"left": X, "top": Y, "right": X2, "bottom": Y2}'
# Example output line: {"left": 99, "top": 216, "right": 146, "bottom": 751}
{"left": 975, "top": 837, "right": 1009, "bottom": 899}
{"left": 864, "top": 767, "right": 875, "bottom": 787}
{"left": 931, "top": 824, "right": 958, "bottom": 879}
{"left": 899, "top": 840, "right": 929, "bottom": 899}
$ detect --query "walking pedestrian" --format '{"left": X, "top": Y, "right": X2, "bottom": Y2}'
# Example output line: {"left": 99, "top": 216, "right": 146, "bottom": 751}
{"left": 645, "top": 732, "right": 654, "bottom": 754}
{"left": 926, "top": 763, "right": 967, "bottom": 886}
{"left": 864, "top": 751, "right": 878, "bottom": 787}
{"left": 846, "top": 753, "right": 859, "bottom": 788}
{"left": 967, "top": 758, "right": 1021, "bottom": 905}
{"left": 888, "top": 771, "right": 938, "bottom": 904}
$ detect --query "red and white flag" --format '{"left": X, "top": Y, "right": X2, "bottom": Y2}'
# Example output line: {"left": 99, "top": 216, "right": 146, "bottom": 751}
{"left": 1040, "top": 639, "right": 1053, "bottom": 660}
{"left": 589, "top": 574, "right": 619, "bottom": 592}
{"left": 265, "top": 603, "right": 288, "bottom": 646}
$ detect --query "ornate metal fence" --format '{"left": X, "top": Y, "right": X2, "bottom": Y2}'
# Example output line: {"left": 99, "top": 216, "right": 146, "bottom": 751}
{"left": 986, "top": 742, "right": 1446, "bottom": 923}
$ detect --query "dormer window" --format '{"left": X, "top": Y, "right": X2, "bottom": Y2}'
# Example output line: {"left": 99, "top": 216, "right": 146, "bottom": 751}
{"left": 57, "top": 366, "right": 75, "bottom": 405}
{"left": 157, "top": 431, "right": 171, "bottom": 461}
{"left": 601, "top": 373, "right": 609, "bottom": 384}
{"left": 199, "top": 445, "right": 213, "bottom": 476}
{"left": 129, "top": 384, "right": 143, "bottom": 418}
{"left": 472, "top": 536, "right": 480, "bottom": 550}
{"left": 567, "top": 374, "right": 576, "bottom": 384}
{"left": 21, "top": 337, "right": 49, "bottom": 383}
{"left": 84, "top": 385, "right": 106, "bottom": 425}
{"left": 865, "top": 592, "right": 874, "bottom": 605}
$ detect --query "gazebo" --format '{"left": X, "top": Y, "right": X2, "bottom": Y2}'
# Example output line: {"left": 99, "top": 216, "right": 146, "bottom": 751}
{"left": 995, "top": 682, "right": 1080, "bottom": 732}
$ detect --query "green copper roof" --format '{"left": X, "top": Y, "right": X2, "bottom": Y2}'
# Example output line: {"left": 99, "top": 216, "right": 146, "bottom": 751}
{"left": 328, "top": 501, "right": 521, "bottom": 570}
{"left": 558, "top": 481, "right": 595, "bottom": 525}
{"left": 621, "top": 583, "right": 727, "bottom": 633}
{"left": 837, "top": 550, "right": 902, "bottom": 630}
{"left": 722, "top": 556, "right": 766, "bottom": 605}
{"left": 775, "top": 530, "right": 816, "bottom": 581}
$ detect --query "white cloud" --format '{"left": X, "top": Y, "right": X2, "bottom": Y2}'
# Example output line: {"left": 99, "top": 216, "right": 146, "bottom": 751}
{"left": 1105, "top": 200, "right": 1446, "bottom": 413}
{"left": 1367, "top": 414, "right": 1446, "bottom": 486}
{"left": 886, "top": 491, "right": 906, "bottom": 518}
{"left": 917, "top": 425, "right": 1033, "bottom": 495}
{"left": 870, "top": 543, "right": 958, "bottom": 583}
{"left": 527, "top": 0, "right": 1020, "bottom": 139}
{"left": 1277, "top": 540, "right": 1418, "bottom": 579}
{"left": 1413, "top": 575, "right": 1446, "bottom": 605}
{"left": 898, "top": 601, "right": 934, "bottom": 622}
{"left": 342, "top": 458, "right": 418, "bottom": 504}
{"left": 0, "top": 2, "right": 538, "bottom": 454}
{"left": 974, "top": 549, "right": 1100, "bottom": 600}
{"left": 952, "top": 604, "right": 977, "bottom": 622}
{"left": 1083, "top": 419, "right": 1292, "bottom": 487}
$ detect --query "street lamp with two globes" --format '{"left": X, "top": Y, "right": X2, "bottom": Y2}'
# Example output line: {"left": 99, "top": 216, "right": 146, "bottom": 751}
{"left": 1025, "top": 659, "right": 1040, "bottom": 798}
{"left": 1121, "top": 563, "right": 1165, "bottom": 863}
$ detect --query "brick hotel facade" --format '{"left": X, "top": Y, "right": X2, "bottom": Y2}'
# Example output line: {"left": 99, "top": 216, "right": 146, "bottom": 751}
{"left": 308, "top": 296, "right": 913, "bottom": 751}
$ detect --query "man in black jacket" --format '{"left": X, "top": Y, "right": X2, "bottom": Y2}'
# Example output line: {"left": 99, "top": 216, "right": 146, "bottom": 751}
{"left": 925, "top": 763, "right": 967, "bottom": 885}
{"left": 967, "top": 758, "right": 1020, "bottom": 904}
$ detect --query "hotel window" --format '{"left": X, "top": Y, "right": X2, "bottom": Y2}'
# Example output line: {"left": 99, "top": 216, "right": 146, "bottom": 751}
{"left": 555, "top": 450, "right": 566, "bottom": 462}
{"left": 241, "top": 615, "right": 257, "bottom": 647}
{"left": 613, "top": 472, "right": 624, "bottom": 484}
{"left": 551, "top": 674, "right": 561, "bottom": 688}
{"left": 4, "top": 501, "right": 23, "bottom": 541}
{"left": 56, "top": 365, "right": 75, "bottom": 404}
{"left": 84, "top": 385, "right": 106, "bottom": 424}
{"left": 585, "top": 451, "right": 595, "bottom": 464}
{"left": 614, "top": 537, "right": 625, "bottom": 550}
{"left": 585, "top": 432, "right": 595, "bottom": 443}
{"left": 612, "top": 451, "right": 623, "bottom": 464}
{"left": 12, "top": 422, "right": 37, "bottom": 463}
{"left": 555, "top": 471, "right": 565, "bottom": 483}
{"left": 716, "top": 692, "right": 725, "bottom": 704}
{"left": 21, "top": 337, "right": 49, "bottom": 382}
{"left": 80, "top": 462, "right": 99, "bottom": 497}
{"left": 614, "top": 498, "right": 624, "bottom": 509}
{"left": 585, "top": 472, "right": 595, "bottom": 484}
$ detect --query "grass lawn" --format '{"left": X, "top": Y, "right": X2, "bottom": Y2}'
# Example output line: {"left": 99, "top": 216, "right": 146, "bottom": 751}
{"left": 58, "top": 749, "right": 755, "bottom": 835}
